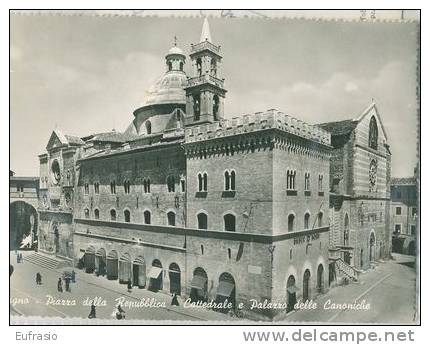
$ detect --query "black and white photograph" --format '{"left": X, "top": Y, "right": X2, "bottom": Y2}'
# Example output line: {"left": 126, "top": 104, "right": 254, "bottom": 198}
{"left": 9, "top": 9, "right": 420, "bottom": 326}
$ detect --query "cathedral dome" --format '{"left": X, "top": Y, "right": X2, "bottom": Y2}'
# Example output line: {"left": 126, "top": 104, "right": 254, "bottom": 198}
{"left": 167, "top": 46, "right": 185, "bottom": 56}
{"left": 144, "top": 70, "right": 187, "bottom": 106}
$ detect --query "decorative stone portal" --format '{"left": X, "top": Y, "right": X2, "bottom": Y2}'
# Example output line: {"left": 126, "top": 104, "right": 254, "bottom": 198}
{"left": 84, "top": 246, "right": 96, "bottom": 273}
{"left": 119, "top": 253, "right": 132, "bottom": 284}
{"left": 132, "top": 256, "right": 146, "bottom": 288}
{"left": 169, "top": 263, "right": 181, "bottom": 295}
{"left": 95, "top": 248, "right": 106, "bottom": 276}
{"left": 106, "top": 250, "right": 119, "bottom": 280}
{"left": 190, "top": 267, "right": 208, "bottom": 302}
{"left": 286, "top": 275, "right": 298, "bottom": 312}
{"left": 148, "top": 259, "right": 163, "bottom": 292}
{"left": 215, "top": 272, "right": 236, "bottom": 313}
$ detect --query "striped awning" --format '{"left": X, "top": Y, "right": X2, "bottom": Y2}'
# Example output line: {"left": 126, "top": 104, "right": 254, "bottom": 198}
{"left": 216, "top": 281, "right": 235, "bottom": 297}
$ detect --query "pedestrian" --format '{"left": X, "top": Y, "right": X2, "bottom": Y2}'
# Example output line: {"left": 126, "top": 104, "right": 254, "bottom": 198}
{"left": 65, "top": 277, "right": 71, "bottom": 292}
{"left": 127, "top": 280, "right": 132, "bottom": 293}
{"left": 171, "top": 293, "right": 179, "bottom": 306}
{"left": 115, "top": 304, "right": 126, "bottom": 319}
{"left": 19, "top": 253, "right": 23, "bottom": 263}
{"left": 71, "top": 270, "right": 76, "bottom": 283}
{"left": 36, "top": 272, "right": 42, "bottom": 285}
{"left": 88, "top": 303, "right": 96, "bottom": 319}
{"left": 16, "top": 253, "right": 19, "bottom": 264}
{"left": 57, "top": 278, "right": 63, "bottom": 292}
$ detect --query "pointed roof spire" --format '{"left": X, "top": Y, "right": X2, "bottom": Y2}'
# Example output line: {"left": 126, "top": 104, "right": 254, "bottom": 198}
{"left": 200, "top": 17, "right": 212, "bottom": 43}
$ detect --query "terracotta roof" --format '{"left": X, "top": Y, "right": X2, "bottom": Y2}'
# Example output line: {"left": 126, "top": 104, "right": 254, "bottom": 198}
{"left": 318, "top": 119, "right": 358, "bottom": 136}
{"left": 64, "top": 135, "right": 85, "bottom": 146}
{"left": 10, "top": 176, "right": 39, "bottom": 181}
{"left": 391, "top": 177, "right": 416, "bottom": 186}
{"left": 83, "top": 131, "right": 140, "bottom": 143}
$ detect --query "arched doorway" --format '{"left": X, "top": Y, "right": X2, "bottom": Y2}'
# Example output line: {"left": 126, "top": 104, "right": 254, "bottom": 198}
{"left": 9, "top": 201, "right": 38, "bottom": 251}
{"left": 317, "top": 264, "right": 324, "bottom": 293}
{"left": 190, "top": 267, "right": 208, "bottom": 302}
{"left": 408, "top": 241, "right": 416, "bottom": 256}
{"left": 95, "top": 248, "right": 106, "bottom": 276}
{"left": 369, "top": 232, "right": 376, "bottom": 263}
{"left": 132, "top": 256, "right": 146, "bottom": 288}
{"left": 148, "top": 259, "right": 163, "bottom": 292}
{"left": 303, "top": 269, "right": 311, "bottom": 301}
{"left": 286, "top": 275, "right": 297, "bottom": 312}
{"left": 169, "top": 263, "right": 181, "bottom": 295}
{"left": 106, "top": 250, "right": 119, "bottom": 280}
{"left": 119, "top": 253, "right": 132, "bottom": 284}
{"left": 84, "top": 246, "right": 96, "bottom": 273}
{"left": 215, "top": 272, "right": 236, "bottom": 313}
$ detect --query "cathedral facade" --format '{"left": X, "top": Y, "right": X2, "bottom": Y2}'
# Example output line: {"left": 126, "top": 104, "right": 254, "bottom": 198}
{"left": 36, "top": 19, "right": 391, "bottom": 319}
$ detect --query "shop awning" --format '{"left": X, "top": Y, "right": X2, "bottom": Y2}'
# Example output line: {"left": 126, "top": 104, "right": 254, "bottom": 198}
{"left": 149, "top": 266, "right": 163, "bottom": 279}
{"left": 190, "top": 275, "right": 207, "bottom": 290}
{"left": 216, "top": 281, "right": 235, "bottom": 297}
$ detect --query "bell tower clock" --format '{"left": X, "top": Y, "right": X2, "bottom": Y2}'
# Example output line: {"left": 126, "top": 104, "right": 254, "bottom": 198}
{"left": 184, "top": 17, "right": 227, "bottom": 126}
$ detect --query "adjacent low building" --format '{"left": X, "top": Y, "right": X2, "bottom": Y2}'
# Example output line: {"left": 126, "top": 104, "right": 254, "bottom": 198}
{"left": 390, "top": 177, "right": 417, "bottom": 255}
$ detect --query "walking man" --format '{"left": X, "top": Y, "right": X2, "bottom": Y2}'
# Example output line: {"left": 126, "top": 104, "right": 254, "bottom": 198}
{"left": 57, "top": 277, "right": 63, "bottom": 292}
{"left": 65, "top": 276, "right": 71, "bottom": 292}
{"left": 88, "top": 303, "right": 96, "bottom": 319}
{"left": 36, "top": 272, "right": 42, "bottom": 285}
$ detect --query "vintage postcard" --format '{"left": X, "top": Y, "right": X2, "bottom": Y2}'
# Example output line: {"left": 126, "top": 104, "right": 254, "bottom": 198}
{"left": 9, "top": 9, "right": 420, "bottom": 325}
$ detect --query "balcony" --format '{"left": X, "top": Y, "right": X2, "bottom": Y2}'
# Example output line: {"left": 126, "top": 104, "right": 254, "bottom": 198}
{"left": 186, "top": 74, "right": 225, "bottom": 89}
{"left": 190, "top": 41, "right": 221, "bottom": 54}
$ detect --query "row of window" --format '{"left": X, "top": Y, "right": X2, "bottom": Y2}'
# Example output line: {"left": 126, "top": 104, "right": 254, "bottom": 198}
{"left": 287, "top": 170, "right": 324, "bottom": 192}
{"left": 83, "top": 207, "right": 324, "bottom": 233}
{"left": 83, "top": 176, "right": 186, "bottom": 195}
{"left": 287, "top": 211, "right": 324, "bottom": 232}
{"left": 394, "top": 224, "right": 416, "bottom": 236}
{"left": 395, "top": 206, "right": 417, "bottom": 217}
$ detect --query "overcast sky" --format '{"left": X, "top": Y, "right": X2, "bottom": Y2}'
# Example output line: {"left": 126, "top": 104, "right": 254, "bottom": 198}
{"left": 10, "top": 14, "right": 419, "bottom": 177}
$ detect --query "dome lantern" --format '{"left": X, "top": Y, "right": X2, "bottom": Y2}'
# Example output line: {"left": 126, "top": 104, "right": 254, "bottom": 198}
{"left": 165, "top": 36, "right": 186, "bottom": 73}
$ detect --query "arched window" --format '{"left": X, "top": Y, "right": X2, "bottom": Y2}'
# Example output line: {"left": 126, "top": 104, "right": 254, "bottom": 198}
{"left": 94, "top": 209, "right": 100, "bottom": 220}
{"left": 124, "top": 209, "right": 131, "bottom": 223}
{"left": 318, "top": 211, "right": 323, "bottom": 228}
{"left": 167, "top": 211, "right": 176, "bottom": 226}
{"left": 196, "top": 58, "right": 202, "bottom": 76}
{"left": 110, "top": 209, "right": 117, "bottom": 221}
{"left": 144, "top": 210, "right": 151, "bottom": 224}
{"left": 197, "top": 212, "right": 208, "bottom": 230}
{"left": 180, "top": 178, "right": 186, "bottom": 193}
{"left": 224, "top": 213, "right": 236, "bottom": 232}
{"left": 304, "top": 212, "right": 310, "bottom": 230}
{"left": 368, "top": 116, "right": 378, "bottom": 150}
{"left": 84, "top": 208, "right": 90, "bottom": 219}
{"left": 210, "top": 58, "right": 217, "bottom": 76}
{"left": 145, "top": 121, "right": 152, "bottom": 135}
{"left": 344, "top": 214, "right": 350, "bottom": 245}
{"left": 224, "top": 171, "right": 230, "bottom": 191}
{"left": 213, "top": 95, "right": 219, "bottom": 120}
{"left": 287, "top": 170, "right": 296, "bottom": 190}
{"left": 198, "top": 173, "right": 203, "bottom": 192}
{"left": 124, "top": 180, "right": 130, "bottom": 194}
{"left": 288, "top": 214, "right": 295, "bottom": 232}
{"left": 110, "top": 181, "right": 116, "bottom": 194}
{"left": 193, "top": 95, "right": 200, "bottom": 120}
{"left": 168, "top": 61, "right": 173, "bottom": 71}
{"left": 203, "top": 173, "right": 208, "bottom": 191}
{"left": 167, "top": 175, "right": 175, "bottom": 192}
{"left": 230, "top": 170, "right": 236, "bottom": 190}
{"left": 94, "top": 182, "right": 100, "bottom": 194}
{"left": 179, "top": 61, "right": 184, "bottom": 71}
{"left": 224, "top": 170, "right": 236, "bottom": 191}
{"left": 143, "top": 178, "right": 151, "bottom": 193}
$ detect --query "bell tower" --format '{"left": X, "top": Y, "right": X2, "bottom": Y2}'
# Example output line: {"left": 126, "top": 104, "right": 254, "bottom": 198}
{"left": 185, "top": 18, "right": 227, "bottom": 126}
